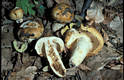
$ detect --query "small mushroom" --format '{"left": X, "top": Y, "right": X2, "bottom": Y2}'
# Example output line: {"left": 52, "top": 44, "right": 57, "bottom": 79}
{"left": 52, "top": 3, "right": 74, "bottom": 33}
{"left": 52, "top": 3, "right": 74, "bottom": 23}
{"left": 35, "top": 36, "right": 66, "bottom": 77}
{"left": 13, "top": 40, "right": 28, "bottom": 53}
{"left": 18, "top": 20, "right": 44, "bottom": 42}
{"left": 10, "top": 7, "right": 24, "bottom": 23}
{"left": 64, "top": 25, "right": 104, "bottom": 67}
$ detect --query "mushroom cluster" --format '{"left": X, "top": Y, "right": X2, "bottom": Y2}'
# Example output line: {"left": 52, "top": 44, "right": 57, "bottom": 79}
{"left": 10, "top": 3, "right": 104, "bottom": 78}
{"left": 34, "top": 24, "right": 104, "bottom": 77}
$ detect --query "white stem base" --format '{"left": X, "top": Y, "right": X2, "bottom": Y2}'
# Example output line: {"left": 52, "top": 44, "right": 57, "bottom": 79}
{"left": 69, "top": 34, "right": 93, "bottom": 67}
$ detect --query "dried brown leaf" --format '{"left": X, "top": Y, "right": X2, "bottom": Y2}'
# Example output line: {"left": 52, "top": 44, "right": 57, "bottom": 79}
{"left": 78, "top": 64, "right": 91, "bottom": 71}
{"left": 110, "top": 65, "right": 122, "bottom": 70}
{"left": 102, "top": 29, "right": 109, "bottom": 43}
{"left": 103, "top": 16, "right": 113, "bottom": 24}
{"left": 120, "top": 57, "right": 123, "bottom": 64}
{"left": 120, "top": 65, "right": 123, "bottom": 73}
{"left": 86, "top": 1, "right": 104, "bottom": 23}
{"left": 55, "top": 0, "right": 70, "bottom": 5}
{"left": 8, "top": 66, "right": 37, "bottom": 80}
{"left": 66, "top": 67, "right": 77, "bottom": 76}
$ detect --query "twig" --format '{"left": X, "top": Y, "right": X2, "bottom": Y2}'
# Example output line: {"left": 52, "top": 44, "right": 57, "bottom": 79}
{"left": 97, "top": 55, "right": 123, "bottom": 71}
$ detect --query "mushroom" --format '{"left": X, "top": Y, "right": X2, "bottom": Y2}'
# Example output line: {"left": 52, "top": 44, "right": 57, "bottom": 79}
{"left": 13, "top": 40, "right": 28, "bottom": 53}
{"left": 18, "top": 20, "right": 44, "bottom": 42}
{"left": 10, "top": 7, "right": 24, "bottom": 23}
{"left": 52, "top": 3, "right": 74, "bottom": 23}
{"left": 52, "top": 3, "right": 74, "bottom": 32}
{"left": 35, "top": 36, "right": 66, "bottom": 77}
{"left": 64, "top": 24, "right": 104, "bottom": 67}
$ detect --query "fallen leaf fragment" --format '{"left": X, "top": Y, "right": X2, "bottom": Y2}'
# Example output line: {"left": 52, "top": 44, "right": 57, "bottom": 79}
{"left": 110, "top": 65, "right": 122, "bottom": 70}
{"left": 8, "top": 66, "right": 37, "bottom": 80}
{"left": 86, "top": 1, "right": 104, "bottom": 23}
{"left": 78, "top": 64, "right": 91, "bottom": 71}
{"left": 55, "top": 0, "right": 70, "bottom": 5}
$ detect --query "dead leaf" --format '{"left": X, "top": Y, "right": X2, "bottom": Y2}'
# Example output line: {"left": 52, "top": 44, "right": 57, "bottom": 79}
{"left": 66, "top": 67, "right": 77, "bottom": 76}
{"left": 86, "top": 1, "right": 104, "bottom": 23}
{"left": 103, "top": 16, "right": 113, "bottom": 24}
{"left": 120, "top": 57, "right": 123, "bottom": 64}
{"left": 78, "top": 64, "right": 91, "bottom": 71}
{"left": 102, "top": 29, "right": 109, "bottom": 43}
{"left": 110, "top": 65, "right": 122, "bottom": 70}
{"left": 120, "top": 65, "right": 123, "bottom": 73}
{"left": 109, "top": 16, "right": 123, "bottom": 30}
{"left": 55, "top": 0, "right": 70, "bottom": 5}
{"left": 8, "top": 66, "right": 37, "bottom": 80}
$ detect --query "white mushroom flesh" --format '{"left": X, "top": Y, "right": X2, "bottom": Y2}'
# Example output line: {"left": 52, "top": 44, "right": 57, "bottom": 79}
{"left": 35, "top": 36, "right": 66, "bottom": 77}
{"left": 65, "top": 29, "right": 81, "bottom": 49}
{"left": 65, "top": 29, "right": 93, "bottom": 67}
{"left": 69, "top": 33, "right": 93, "bottom": 67}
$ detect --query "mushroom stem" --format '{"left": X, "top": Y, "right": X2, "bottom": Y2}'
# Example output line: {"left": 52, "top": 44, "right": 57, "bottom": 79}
{"left": 69, "top": 34, "right": 93, "bottom": 67}
{"left": 16, "top": 19, "right": 23, "bottom": 23}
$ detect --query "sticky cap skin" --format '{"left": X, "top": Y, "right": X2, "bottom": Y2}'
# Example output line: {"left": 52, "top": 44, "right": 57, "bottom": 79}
{"left": 52, "top": 3, "right": 74, "bottom": 23}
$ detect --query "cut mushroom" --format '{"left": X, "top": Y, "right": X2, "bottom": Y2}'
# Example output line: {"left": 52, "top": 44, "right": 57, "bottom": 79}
{"left": 52, "top": 3, "right": 74, "bottom": 23}
{"left": 18, "top": 20, "right": 44, "bottom": 42}
{"left": 35, "top": 36, "right": 66, "bottom": 77}
{"left": 10, "top": 7, "right": 24, "bottom": 23}
{"left": 80, "top": 24, "right": 104, "bottom": 56}
{"left": 64, "top": 25, "right": 104, "bottom": 67}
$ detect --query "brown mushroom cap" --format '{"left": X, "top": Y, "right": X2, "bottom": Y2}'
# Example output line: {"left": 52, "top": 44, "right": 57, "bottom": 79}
{"left": 52, "top": 3, "right": 74, "bottom": 23}
{"left": 80, "top": 24, "right": 104, "bottom": 57}
{"left": 64, "top": 26, "right": 104, "bottom": 66}
{"left": 65, "top": 25, "right": 104, "bottom": 57}
{"left": 10, "top": 7, "right": 24, "bottom": 20}
{"left": 18, "top": 20, "right": 44, "bottom": 42}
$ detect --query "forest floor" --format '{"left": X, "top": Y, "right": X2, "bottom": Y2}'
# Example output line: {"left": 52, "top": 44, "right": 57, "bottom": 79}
{"left": 1, "top": 0, "right": 123, "bottom": 80}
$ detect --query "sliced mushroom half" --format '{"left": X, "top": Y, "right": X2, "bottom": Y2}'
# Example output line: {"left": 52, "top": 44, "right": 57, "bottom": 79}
{"left": 35, "top": 36, "right": 66, "bottom": 77}
{"left": 64, "top": 25, "right": 104, "bottom": 67}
